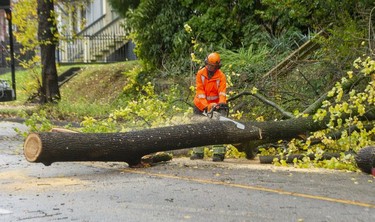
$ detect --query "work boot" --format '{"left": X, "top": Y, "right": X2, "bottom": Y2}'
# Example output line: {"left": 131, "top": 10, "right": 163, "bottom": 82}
{"left": 190, "top": 147, "right": 205, "bottom": 160}
{"left": 190, "top": 153, "right": 204, "bottom": 160}
{"left": 212, "top": 145, "right": 226, "bottom": 162}
{"left": 212, "top": 153, "right": 225, "bottom": 162}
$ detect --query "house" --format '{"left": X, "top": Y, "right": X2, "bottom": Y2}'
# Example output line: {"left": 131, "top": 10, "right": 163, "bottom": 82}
{"left": 56, "top": 0, "right": 136, "bottom": 63}
{"left": 0, "top": 10, "right": 6, "bottom": 42}
{"left": 1, "top": 0, "right": 136, "bottom": 67}
{"left": 0, "top": 0, "right": 10, "bottom": 43}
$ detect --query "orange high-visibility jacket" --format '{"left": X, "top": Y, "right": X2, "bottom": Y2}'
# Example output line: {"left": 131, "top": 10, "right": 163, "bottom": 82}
{"left": 194, "top": 67, "right": 227, "bottom": 111}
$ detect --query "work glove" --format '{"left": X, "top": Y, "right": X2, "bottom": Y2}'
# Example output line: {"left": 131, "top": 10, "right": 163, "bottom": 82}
{"left": 207, "top": 103, "right": 218, "bottom": 113}
{"left": 216, "top": 103, "right": 229, "bottom": 116}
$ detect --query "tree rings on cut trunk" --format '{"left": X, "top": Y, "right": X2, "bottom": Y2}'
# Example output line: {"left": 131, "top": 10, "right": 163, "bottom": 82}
{"left": 23, "top": 133, "right": 43, "bottom": 162}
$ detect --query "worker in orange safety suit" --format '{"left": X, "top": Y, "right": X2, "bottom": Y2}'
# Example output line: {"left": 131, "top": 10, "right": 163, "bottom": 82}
{"left": 191, "top": 52, "right": 228, "bottom": 161}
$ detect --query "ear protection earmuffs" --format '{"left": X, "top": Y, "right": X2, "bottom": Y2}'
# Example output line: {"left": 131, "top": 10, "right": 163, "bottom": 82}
{"left": 204, "top": 57, "right": 221, "bottom": 69}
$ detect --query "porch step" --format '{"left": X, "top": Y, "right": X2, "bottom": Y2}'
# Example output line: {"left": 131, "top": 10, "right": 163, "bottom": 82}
{"left": 58, "top": 67, "right": 81, "bottom": 87}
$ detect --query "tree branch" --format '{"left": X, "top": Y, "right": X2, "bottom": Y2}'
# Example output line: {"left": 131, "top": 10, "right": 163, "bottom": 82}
{"left": 228, "top": 91, "right": 295, "bottom": 119}
{"left": 302, "top": 75, "right": 367, "bottom": 114}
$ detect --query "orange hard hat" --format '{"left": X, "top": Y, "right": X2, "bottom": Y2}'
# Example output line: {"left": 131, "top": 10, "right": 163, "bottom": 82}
{"left": 206, "top": 52, "right": 221, "bottom": 65}
{"left": 205, "top": 52, "right": 221, "bottom": 72}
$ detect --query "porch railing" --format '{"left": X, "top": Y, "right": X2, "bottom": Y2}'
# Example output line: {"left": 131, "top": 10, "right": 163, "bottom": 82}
{"left": 57, "top": 16, "right": 135, "bottom": 63}
{"left": 57, "top": 34, "right": 135, "bottom": 63}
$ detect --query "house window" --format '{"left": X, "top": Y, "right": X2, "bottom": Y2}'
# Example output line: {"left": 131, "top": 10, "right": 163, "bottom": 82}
{"left": 86, "top": 0, "right": 104, "bottom": 25}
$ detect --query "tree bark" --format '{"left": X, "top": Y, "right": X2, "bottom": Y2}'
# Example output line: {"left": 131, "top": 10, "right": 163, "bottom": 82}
{"left": 355, "top": 146, "right": 375, "bottom": 174}
{"left": 24, "top": 115, "right": 331, "bottom": 166}
{"left": 37, "top": 0, "right": 60, "bottom": 103}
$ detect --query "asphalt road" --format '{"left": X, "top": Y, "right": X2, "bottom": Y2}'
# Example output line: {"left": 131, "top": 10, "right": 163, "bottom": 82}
{"left": 1, "top": 121, "right": 375, "bottom": 222}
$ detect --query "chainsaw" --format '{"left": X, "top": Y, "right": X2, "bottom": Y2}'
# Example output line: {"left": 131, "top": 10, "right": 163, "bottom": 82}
{"left": 202, "top": 103, "right": 245, "bottom": 130}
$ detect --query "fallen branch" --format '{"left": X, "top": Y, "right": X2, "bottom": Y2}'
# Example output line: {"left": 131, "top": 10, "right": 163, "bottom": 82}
{"left": 228, "top": 91, "right": 294, "bottom": 119}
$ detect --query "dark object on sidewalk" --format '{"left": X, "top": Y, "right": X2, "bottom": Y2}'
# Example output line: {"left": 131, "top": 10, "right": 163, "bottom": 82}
{"left": 0, "top": 79, "right": 15, "bottom": 102}
{"left": 355, "top": 146, "right": 375, "bottom": 174}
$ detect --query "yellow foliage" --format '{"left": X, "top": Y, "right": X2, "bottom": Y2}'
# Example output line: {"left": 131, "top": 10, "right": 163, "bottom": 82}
{"left": 13, "top": 0, "right": 38, "bottom": 50}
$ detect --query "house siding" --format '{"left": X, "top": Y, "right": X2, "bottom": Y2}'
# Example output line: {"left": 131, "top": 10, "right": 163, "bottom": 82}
{"left": 0, "top": 10, "right": 8, "bottom": 69}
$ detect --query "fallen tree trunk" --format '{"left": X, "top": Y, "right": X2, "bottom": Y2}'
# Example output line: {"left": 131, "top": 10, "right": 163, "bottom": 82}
{"left": 24, "top": 114, "right": 332, "bottom": 166}
{"left": 24, "top": 121, "right": 258, "bottom": 166}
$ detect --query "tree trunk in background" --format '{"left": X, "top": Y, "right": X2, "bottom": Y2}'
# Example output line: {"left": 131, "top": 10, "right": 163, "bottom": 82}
{"left": 37, "top": 0, "right": 60, "bottom": 103}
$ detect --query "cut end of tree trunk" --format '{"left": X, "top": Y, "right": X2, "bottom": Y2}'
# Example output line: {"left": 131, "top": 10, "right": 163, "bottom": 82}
{"left": 23, "top": 133, "right": 43, "bottom": 162}
{"left": 355, "top": 146, "right": 375, "bottom": 174}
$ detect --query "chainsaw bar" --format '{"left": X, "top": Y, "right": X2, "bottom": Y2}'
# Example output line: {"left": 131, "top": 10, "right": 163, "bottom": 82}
{"left": 203, "top": 110, "right": 245, "bottom": 130}
{"left": 218, "top": 116, "right": 245, "bottom": 130}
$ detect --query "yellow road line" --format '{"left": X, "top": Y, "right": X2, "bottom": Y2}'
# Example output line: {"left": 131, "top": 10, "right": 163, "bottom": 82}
{"left": 122, "top": 168, "right": 375, "bottom": 209}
